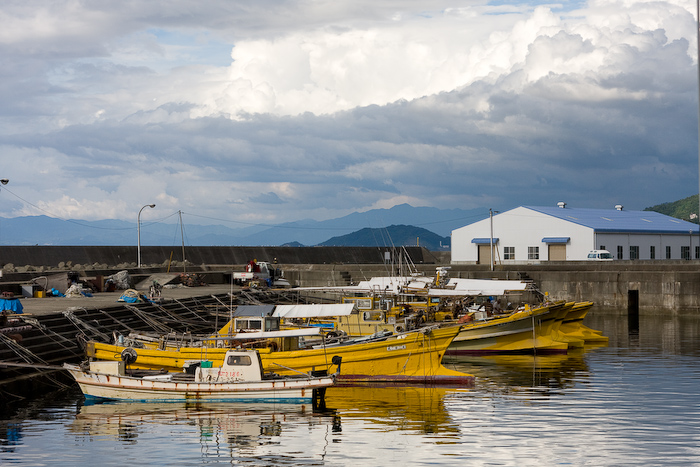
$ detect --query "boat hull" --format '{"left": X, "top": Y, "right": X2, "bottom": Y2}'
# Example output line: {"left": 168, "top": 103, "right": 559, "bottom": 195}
{"left": 558, "top": 301, "right": 609, "bottom": 343}
{"left": 64, "top": 364, "right": 334, "bottom": 403}
{"left": 86, "top": 325, "right": 474, "bottom": 386}
{"left": 445, "top": 304, "right": 569, "bottom": 355}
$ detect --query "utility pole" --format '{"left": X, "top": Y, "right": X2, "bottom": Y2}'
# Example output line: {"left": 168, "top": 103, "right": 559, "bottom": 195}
{"left": 489, "top": 208, "right": 494, "bottom": 272}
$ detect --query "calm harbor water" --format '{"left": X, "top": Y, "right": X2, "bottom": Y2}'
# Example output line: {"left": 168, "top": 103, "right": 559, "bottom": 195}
{"left": 1, "top": 311, "right": 699, "bottom": 466}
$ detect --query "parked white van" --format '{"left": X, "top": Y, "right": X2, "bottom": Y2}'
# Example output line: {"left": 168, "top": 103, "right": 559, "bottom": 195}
{"left": 587, "top": 250, "right": 614, "bottom": 260}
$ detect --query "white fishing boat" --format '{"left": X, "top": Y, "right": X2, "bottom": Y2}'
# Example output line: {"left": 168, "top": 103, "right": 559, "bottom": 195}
{"left": 64, "top": 349, "right": 338, "bottom": 403}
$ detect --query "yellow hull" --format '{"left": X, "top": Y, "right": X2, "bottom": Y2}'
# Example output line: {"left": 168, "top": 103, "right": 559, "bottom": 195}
{"left": 87, "top": 325, "right": 474, "bottom": 385}
{"left": 550, "top": 302, "right": 586, "bottom": 349}
{"left": 446, "top": 303, "right": 570, "bottom": 354}
{"left": 558, "top": 301, "right": 609, "bottom": 343}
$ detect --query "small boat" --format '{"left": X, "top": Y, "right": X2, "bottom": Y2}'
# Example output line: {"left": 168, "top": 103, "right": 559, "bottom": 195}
{"left": 64, "top": 349, "right": 338, "bottom": 403}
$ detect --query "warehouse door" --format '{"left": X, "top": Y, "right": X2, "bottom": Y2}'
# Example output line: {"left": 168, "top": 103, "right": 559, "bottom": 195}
{"left": 478, "top": 244, "right": 493, "bottom": 264}
{"left": 548, "top": 244, "right": 566, "bottom": 261}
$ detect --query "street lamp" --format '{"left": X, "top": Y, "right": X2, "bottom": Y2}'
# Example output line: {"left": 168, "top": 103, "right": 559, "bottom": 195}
{"left": 0, "top": 179, "right": 6, "bottom": 253}
{"left": 137, "top": 204, "right": 156, "bottom": 267}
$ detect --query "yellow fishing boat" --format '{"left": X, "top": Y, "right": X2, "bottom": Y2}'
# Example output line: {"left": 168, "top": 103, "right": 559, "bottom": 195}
{"left": 86, "top": 323, "right": 474, "bottom": 385}
{"left": 445, "top": 301, "right": 570, "bottom": 355}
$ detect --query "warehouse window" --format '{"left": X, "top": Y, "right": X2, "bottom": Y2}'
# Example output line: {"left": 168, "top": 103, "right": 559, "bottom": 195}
{"left": 696, "top": 246, "right": 700, "bottom": 259}
{"left": 650, "top": 246, "right": 655, "bottom": 259}
{"left": 682, "top": 246, "right": 690, "bottom": 260}
{"left": 617, "top": 246, "right": 623, "bottom": 260}
{"left": 629, "top": 246, "right": 639, "bottom": 260}
{"left": 528, "top": 246, "right": 539, "bottom": 260}
{"left": 504, "top": 246, "right": 515, "bottom": 260}
{"left": 666, "top": 246, "right": 671, "bottom": 259}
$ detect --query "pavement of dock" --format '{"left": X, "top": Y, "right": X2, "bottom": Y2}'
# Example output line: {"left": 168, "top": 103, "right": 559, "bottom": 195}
{"left": 14, "top": 284, "right": 236, "bottom": 316}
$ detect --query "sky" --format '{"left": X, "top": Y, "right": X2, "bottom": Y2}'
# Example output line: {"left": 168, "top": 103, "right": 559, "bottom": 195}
{"left": 0, "top": 0, "right": 699, "bottom": 231}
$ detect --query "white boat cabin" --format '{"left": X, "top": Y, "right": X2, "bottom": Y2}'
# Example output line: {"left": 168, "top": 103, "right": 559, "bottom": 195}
{"left": 89, "top": 349, "right": 267, "bottom": 383}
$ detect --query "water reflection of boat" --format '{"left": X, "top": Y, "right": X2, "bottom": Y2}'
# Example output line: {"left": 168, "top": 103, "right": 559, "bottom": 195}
{"left": 558, "top": 301, "right": 609, "bottom": 343}
{"left": 323, "top": 385, "right": 467, "bottom": 435}
{"left": 68, "top": 400, "right": 327, "bottom": 443}
{"left": 443, "top": 345, "right": 604, "bottom": 391}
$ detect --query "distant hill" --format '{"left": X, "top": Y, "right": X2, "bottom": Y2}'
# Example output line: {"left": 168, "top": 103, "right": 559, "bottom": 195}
{"left": 645, "top": 195, "right": 700, "bottom": 224}
{"left": 0, "top": 204, "right": 484, "bottom": 246}
{"left": 235, "top": 204, "right": 484, "bottom": 246}
{"left": 317, "top": 224, "right": 450, "bottom": 250}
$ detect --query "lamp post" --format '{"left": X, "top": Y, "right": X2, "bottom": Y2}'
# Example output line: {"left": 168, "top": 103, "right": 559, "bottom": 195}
{"left": 137, "top": 204, "right": 155, "bottom": 267}
{"left": 0, "top": 179, "right": 6, "bottom": 260}
{"left": 489, "top": 209, "right": 494, "bottom": 271}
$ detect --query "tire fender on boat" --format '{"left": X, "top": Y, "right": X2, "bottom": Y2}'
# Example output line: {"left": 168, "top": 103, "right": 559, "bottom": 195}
{"left": 120, "top": 347, "right": 138, "bottom": 364}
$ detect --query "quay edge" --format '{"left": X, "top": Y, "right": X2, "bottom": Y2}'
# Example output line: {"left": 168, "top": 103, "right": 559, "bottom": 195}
{"left": 1, "top": 246, "right": 699, "bottom": 315}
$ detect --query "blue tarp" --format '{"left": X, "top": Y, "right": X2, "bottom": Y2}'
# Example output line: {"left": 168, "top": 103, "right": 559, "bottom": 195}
{"left": 0, "top": 298, "right": 23, "bottom": 314}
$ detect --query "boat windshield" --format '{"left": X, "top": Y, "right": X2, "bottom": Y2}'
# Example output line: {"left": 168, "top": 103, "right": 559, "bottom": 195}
{"left": 226, "top": 355, "right": 252, "bottom": 366}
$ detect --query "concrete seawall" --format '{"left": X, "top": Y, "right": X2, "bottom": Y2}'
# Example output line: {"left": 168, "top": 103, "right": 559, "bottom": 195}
{"left": 1, "top": 246, "right": 697, "bottom": 314}
{"left": 279, "top": 261, "right": 700, "bottom": 315}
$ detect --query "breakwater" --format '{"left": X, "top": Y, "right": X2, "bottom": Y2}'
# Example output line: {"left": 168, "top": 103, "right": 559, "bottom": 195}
{"left": 1, "top": 246, "right": 698, "bottom": 314}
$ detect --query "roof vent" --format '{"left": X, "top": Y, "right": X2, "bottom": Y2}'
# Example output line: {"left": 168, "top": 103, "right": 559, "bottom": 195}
{"left": 615, "top": 204, "right": 623, "bottom": 211}
{"left": 557, "top": 202, "right": 566, "bottom": 209}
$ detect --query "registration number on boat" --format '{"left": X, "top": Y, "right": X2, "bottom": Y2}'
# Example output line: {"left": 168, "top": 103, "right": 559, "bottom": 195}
{"left": 387, "top": 345, "right": 406, "bottom": 351}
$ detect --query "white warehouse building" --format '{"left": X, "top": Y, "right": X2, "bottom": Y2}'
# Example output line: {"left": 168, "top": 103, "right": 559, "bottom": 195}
{"left": 451, "top": 204, "right": 700, "bottom": 263}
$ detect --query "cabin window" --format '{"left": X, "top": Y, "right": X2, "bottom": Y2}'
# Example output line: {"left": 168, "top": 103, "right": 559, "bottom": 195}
{"left": 527, "top": 246, "right": 539, "bottom": 260}
{"left": 226, "top": 355, "right": 252, "bottom": 366}
{"left": 344, "top": 297, "right": 373, "bottom": 310}
{"left": 682, "top": 246, "right": 690, "bottom": 260}
{"left": 504, "top": 246, "right": 515, "bottom": 260}
{"left": 235, "top": 319, "right": 262, "bottom": 331}
{"left": 264, "top": 317, "right": 280, "bottom": 332}
{"left": 666, "top": 246, "right": 672, "bottom": 259}
{"left": 617, "top": 246, "right": 623, "bottom": 260}
{"left": 629, "top": 246, "right": 639, "bottom": 260}
{"left": 650, "top": 246, "right": 655, "bottom": 259}
{"left": 363, "top": 311, "right": 384, "bottom": 321}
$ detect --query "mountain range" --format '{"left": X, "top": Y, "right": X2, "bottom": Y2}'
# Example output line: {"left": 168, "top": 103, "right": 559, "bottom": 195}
{"left": 0, "top": 204, "right": 487, "bottom": 249}
{"left": 2, "top": 198, "right": 691, "bottom": 248}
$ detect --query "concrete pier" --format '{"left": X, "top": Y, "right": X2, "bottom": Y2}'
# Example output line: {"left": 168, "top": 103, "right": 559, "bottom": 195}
{"left": 1, "top": 246, "right": 699, "bottom": 314}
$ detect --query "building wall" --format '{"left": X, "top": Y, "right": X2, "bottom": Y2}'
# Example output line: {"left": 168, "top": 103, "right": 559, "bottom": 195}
{"left": 452, "top": 206, "right": 700, "bottom": 262}
{"left": 451, "top": 207, "right": 594, "bottom": 263}
{"left": 595, "top": 233, "right": 698, "bottom": 260}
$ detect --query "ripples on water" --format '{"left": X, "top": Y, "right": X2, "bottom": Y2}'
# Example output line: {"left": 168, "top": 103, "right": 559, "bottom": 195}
{"left": 1, "top": 313, "right": 699, "bottom": 466}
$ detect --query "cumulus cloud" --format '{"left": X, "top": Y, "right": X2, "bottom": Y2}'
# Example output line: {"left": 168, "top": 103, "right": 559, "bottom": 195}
{"left": 0, "top": 0, "right": 697, "bottom": 229}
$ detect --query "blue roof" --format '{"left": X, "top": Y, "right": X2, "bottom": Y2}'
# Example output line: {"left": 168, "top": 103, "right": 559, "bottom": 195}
{"left": 542, "top": 237, "right": 570, "bottom": 243}
{"left": 472, "top": 237, "right": 499, "bottom": 244}
{"left": 523, "top": 206, "right": 700, "bottom": 234}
